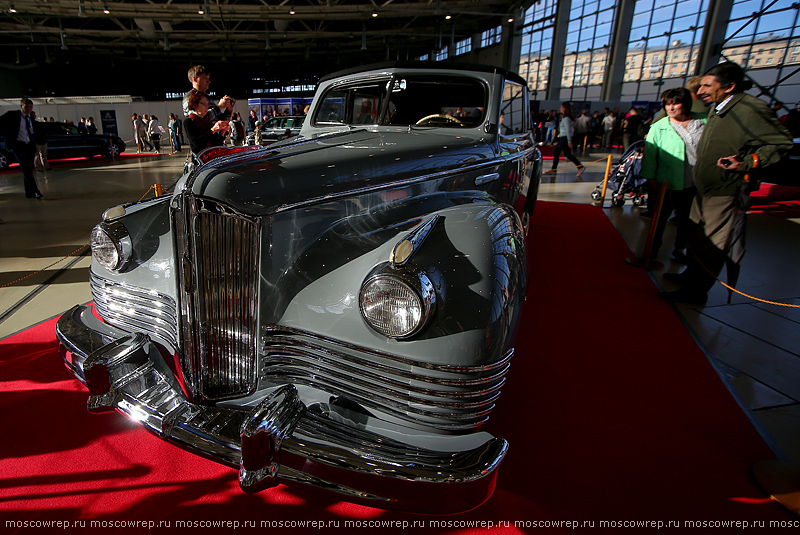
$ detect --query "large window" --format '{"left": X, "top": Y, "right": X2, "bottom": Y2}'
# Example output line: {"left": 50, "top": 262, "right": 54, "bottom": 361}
{"left": 622, "top": 0, "right": 709, "bottom": 100}
{"left": 561, "top": 0, "right": 617, "bottom": 100}
{"left": 481, "top": 26, "right": 502, "bottom": 48}
{"left": 455, "top": 38, "right": 472, "bottom": 56}
{"left": 518, "top": 0, "right": 557, "bottom": 96}
{"left": 720, "top": 1, "right": 800, "bottom": 105}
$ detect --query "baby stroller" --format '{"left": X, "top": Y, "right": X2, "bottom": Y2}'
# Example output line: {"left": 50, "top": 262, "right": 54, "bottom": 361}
{"left": 591, "top": 139, "right": 648, "bottom": 207}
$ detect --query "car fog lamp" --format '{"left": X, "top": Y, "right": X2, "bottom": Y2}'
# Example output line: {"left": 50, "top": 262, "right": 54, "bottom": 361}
{"left": 90, "top": 222, "right": 131, "bottom": 271}
{"left": 360, "top": 276, "right": 425, "bottom": 338}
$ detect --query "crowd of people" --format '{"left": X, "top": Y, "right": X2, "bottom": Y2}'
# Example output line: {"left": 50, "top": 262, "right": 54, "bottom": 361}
{"left": 535, "top": 105, "right": 657, "bottom": 154}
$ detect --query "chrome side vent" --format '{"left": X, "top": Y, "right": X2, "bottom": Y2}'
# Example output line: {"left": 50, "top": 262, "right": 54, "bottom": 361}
{"left": 175, "top": 195, "right": 260, "bottom": 402}
{"left": 90, "top": 271, "right": 178, "bottom": 353}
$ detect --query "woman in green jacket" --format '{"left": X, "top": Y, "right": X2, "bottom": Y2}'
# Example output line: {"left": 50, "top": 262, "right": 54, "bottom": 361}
{"left": 640, "top": 87, "right": 706, "bottom": 262}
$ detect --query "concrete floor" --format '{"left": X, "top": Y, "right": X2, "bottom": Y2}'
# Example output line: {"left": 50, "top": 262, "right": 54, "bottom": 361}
{"left": 1, "top": 147, "right": 799, "bottom": 465}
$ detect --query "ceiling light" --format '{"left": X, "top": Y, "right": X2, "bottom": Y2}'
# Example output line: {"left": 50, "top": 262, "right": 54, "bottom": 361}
{"left": 9, "top": 3, "right": 17, "bottom": 13}
{"left": 372, "top": 11, "right": 378, "bottom": 17}
{"left": 507, "top": 17, "right": 514, "bottom": 23}
{"left": 445, "top": 13, "right": 452, "bottom": 20}
{"left": 103, "top": 4, "right": 110, "bottom": 14}
{"left": 289, "top": 6, "right": 295, "bottom": 15}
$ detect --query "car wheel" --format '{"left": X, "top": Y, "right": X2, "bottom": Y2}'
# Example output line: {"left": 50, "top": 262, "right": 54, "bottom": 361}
{"left": 106, "top": 144, "right": 121, "bottom": 158}
{"left": 0, "top": 150, "right": 9, "bottom": 170}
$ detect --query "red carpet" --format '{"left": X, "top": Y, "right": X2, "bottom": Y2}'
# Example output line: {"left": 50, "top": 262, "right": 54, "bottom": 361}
{"left": 0, "top": 201, "right": 791, "bottom": 533}
{"left": 749, "top": 183, "right": 800, "bottom": 218}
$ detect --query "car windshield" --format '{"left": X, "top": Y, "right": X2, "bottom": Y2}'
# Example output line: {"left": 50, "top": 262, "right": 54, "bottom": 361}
{"left": 314, "top": 74, "right": 487, "bottom": 128}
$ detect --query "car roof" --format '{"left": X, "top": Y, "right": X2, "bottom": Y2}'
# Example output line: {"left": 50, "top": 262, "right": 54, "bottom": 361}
{"left": 317, "top": 61, "right": 526, "bottom": 87}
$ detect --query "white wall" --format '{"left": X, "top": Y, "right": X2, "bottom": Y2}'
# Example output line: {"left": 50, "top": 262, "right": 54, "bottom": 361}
{"left": 2, "top": 100, "right": 250, "bottom": 147}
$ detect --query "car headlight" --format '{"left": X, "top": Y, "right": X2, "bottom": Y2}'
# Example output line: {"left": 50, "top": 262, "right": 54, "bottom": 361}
{"left": 359, "top": 266, "right": 435, "bottom": 339}
{"left": 90, "top": 221, "right": 132, "bottom": 271}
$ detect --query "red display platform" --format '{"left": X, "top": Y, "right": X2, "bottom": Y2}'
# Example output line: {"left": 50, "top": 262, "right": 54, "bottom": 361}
{"left": 0, "top": 201, "right": 791, "bottom": 533}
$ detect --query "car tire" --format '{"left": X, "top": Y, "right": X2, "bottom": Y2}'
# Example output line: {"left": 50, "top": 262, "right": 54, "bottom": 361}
{"left": 106, "top": 145, "right": 121, "bottom": 158}
{"left": 0, "top": 150, "right": 9, "bottom": 170}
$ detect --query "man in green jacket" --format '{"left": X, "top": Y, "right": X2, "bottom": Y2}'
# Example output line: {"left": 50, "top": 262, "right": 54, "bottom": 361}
{"left": 659, "top": 62, "right": 793, "bottom": 304}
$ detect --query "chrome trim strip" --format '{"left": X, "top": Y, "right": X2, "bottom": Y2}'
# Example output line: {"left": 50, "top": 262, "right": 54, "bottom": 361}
{"left": 475, "top": 172, "right": 500, "bottom": 186}
{"left": 90, "top": 270, "right": 178, "bottom": 352}
{"left": 260, "top": 329, "right": 512, "bottom": 431}
{"left": 262, "top": 325, "right": 513, "bottom": 373}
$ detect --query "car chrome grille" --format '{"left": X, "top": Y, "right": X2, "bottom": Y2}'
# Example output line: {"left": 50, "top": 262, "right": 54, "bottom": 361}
{"left": 260, "top": 326, "right": 512, "bottom": 431}
{"left": 175, "top": 195, "right": 260, "bottom": 402}
{"left": 90, "top": 270, "right": 178, "bottom": 353}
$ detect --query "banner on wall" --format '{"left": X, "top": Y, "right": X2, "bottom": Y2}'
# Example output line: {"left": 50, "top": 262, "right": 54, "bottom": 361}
{"left": 100, "top": 110, "right": 118, "bottom": 136}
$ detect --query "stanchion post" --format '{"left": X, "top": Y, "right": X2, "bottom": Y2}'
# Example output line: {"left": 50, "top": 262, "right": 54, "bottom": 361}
{"left": 594, "top": 155, "right": 613, "bottom": 207}
{"left": 109, "top": 139, "right": 116, "bottom": 161}
{"left": 626, "top": 181, "right": 667, "bottom": 271}
{"left": 154, "top": 183, "right": 163, "bottom": 197}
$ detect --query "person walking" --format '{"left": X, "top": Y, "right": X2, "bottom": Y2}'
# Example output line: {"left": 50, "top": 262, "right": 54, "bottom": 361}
{"left": 640, "top": 87, "right": 706, "bottom": 262}
{"left": 0, "top": 98, "right": 43, "bottom": 198}
{"left": 544, "top": 110, "right": 557, "bottom": 144}
{"left": 168, "top": 113, "right": 182, "bottom": 154}
{"left": 32, "top": 111, "right": 52, "bottom": 171}
{"left": 543, "top": 102, "right": 585, "bottom": 177}
{"left": 621, "top": 108, "right": 643, "bottom": 151}
{"left": 148, "top": 115, "right": 162, "bottom": 154}
{"left": 601, "top": 110, "right": 615, "bottom": 149}
{"left": 658, "top": 62, "right": 792, "bottom": 304}
{"left": 574, "top": 110, "right": 591, "bottom": 152}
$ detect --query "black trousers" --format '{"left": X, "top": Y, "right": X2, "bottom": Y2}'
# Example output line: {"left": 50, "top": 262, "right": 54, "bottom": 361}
{"left": 8, "top": 140, "right": 40, "bottom": 197}
{"left": 551, "top": 136, "right": 582, "bottom": 169}
{"left": 652, "top": 186, "right": 695, "bottom": 255}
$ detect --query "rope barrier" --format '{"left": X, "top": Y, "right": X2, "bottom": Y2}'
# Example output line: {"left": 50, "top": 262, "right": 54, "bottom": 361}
{"left": 0, "top": 244, "right": 89, "bottom": 289}
{"left": 715, "top": 281, "right": 800, "bottom": 308}
{"left": 1, "top": 184, "right": 168, "bottom": 290}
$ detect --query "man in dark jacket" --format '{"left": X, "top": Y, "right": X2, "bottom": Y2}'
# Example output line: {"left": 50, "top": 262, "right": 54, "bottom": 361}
{"left": 659, "top": 62, "right": 792, "bottom": 304}
{"left": 0, "top": 98, "right": 43, "bottom": 198}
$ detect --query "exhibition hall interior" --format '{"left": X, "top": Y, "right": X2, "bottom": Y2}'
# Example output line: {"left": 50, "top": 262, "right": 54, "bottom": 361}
{"left": 2, "top": 0, "right": 800, "bottom": 529}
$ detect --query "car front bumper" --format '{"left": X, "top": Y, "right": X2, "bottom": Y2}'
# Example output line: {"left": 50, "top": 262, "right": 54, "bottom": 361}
{"left": 56, "top": 304, "right": 508, "bottom": 514}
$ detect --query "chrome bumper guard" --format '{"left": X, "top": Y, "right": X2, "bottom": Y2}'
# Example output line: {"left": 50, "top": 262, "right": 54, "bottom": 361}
{"left": 56, "top": 305, "right": 508, "bottom": 514}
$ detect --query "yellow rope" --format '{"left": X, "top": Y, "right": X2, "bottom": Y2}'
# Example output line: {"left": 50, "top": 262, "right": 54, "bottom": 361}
{"left": 0, "top": 243, "right": 89, "bottom": 289}
{"left": 1, "top": 185, "right": 169, "bottom": 290}
{"left": 715, "top": 279, "right": 800, "bottom": 308}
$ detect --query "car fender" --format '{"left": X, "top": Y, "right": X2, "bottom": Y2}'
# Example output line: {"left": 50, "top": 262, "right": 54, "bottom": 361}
{"left": 274, "top": 198, "right": 526, "bottom": 368}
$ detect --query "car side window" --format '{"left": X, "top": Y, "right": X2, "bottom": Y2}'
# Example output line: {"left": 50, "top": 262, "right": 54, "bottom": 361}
{"left": 500, "top": 80, "right": 528, "bottom": 137}
{"left": 315, "top": 90, "right": 348, "bottom": 125}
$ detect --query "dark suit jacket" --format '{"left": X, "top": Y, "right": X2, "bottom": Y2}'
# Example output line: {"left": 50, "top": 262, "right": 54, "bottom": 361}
{"left": 0, "top": 109, "right": 36, "bottom": 144}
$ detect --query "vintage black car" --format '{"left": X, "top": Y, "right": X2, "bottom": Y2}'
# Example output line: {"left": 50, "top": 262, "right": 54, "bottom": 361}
{"left": 244, "top": 115, "right": 305, "bottom": 146}
{"left": 56, "top": 62, "right": 541, "bottom": 514}
{"left": 0, "top": 120, "right": 126, "bottom": 169}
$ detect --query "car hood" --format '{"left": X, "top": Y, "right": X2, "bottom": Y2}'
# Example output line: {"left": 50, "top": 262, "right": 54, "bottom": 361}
{"left": 184, "top": 129, "right": 496, "bottom": 215}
